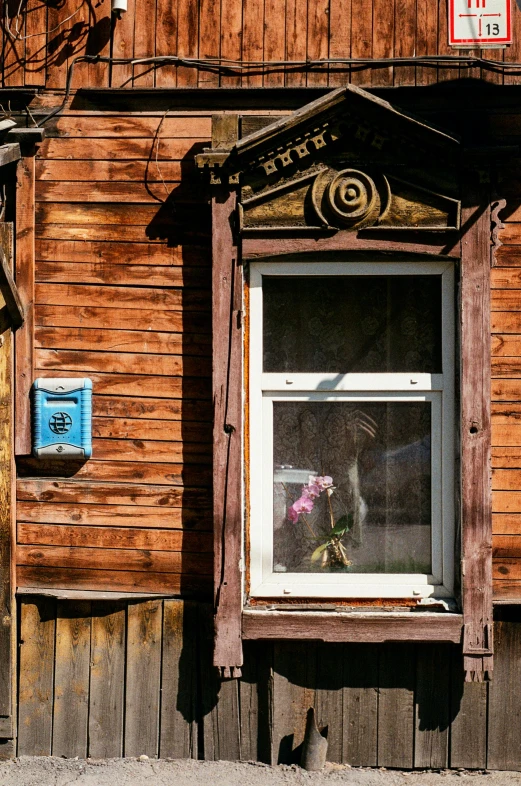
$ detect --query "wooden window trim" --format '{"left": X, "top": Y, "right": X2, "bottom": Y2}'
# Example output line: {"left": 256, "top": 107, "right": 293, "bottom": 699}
{"left": 209, "top": 108, "right": 492, "bottom": 681}
{"left": 213, "top": 227, "right": 492, "bottom": 679}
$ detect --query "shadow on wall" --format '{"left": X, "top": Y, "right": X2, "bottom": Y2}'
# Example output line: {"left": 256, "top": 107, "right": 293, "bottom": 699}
{"left": 2, "top": 0, "right": 111, "bottom": 83}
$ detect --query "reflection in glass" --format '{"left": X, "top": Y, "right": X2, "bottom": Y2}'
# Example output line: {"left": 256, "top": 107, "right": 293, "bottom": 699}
{"left": 273, "top": 401, "right": 431, "bottom": 574}
{"left": 263, "top": 275, "right": 442, "bottom": 374}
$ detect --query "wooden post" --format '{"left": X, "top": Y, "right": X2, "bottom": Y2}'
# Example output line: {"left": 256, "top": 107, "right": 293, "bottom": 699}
{"left": 0, "top": 224, "right": 16, "bottom": 740}
{"left": 212, "top": 184, "right": 243, "bottom": 677}
{"left": 210, "top": 115, "right": 243, "bottom": 678}
{"left": 460, "top": 170, "right": 494, "bottom": 682}
{"left": 14, "top": 149, "right": 35, "bottom": 456}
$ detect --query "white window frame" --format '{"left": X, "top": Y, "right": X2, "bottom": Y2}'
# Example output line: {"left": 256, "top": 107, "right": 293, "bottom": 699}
{"left": 248, "top": 259, "right": 455, "bottom": 599}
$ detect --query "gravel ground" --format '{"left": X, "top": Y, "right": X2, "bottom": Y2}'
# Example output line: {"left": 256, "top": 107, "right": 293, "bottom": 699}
{"left": 0, "top": 758, "right": 519, "bottom": 786}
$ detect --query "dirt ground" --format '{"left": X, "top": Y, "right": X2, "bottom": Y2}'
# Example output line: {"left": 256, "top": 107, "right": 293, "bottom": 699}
{"left": 0, "top": 758, "right": 520, "bottom": 786}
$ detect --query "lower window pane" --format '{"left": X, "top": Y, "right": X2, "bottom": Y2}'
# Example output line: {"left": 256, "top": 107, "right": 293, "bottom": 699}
{"left": 272, "top": 401, "right": 432, "bottom": 575}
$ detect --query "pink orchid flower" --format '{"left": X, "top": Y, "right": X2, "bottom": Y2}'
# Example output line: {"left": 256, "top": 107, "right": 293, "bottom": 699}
{"left": 313, "top": 475, "right": 333, "bottom": 490}
{"left": 287, "top": 475, "right": 334, "bottom": 523}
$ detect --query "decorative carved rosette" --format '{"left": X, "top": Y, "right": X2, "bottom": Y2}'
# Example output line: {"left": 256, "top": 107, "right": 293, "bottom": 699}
{"left": 311, "top": 168, "right": 389, "bottom": 229}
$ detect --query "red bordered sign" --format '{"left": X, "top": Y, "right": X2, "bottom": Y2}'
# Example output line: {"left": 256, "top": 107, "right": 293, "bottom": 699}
{"left": 449, "top": 0, "right": 511, "bottom": 45}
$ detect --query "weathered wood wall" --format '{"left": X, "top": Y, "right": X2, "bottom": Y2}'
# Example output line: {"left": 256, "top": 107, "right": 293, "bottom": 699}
{"left": 9, "top": 94, "right": 521, "bottom": 601}
{"left": 14, "top": 597, "right": 521, "bottom": 769}
{"left": 2, "top": 0, "right": 521, "bottom": 91}
{"left": 15, "top": 109, "right": 215, "bottom": 595}
{"left": 492, "top": 160, "right": 521, "bottom": 601}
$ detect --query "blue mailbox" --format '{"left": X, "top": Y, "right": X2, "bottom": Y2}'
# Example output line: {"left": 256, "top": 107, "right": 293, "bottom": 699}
{"left": 32, "top": 378, "right": 92, "bottom": 459}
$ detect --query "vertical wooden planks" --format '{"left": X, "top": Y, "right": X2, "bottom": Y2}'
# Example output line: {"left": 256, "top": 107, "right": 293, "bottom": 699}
{"left": 263, "top": 0, "right": 286, "bottom": 86}
{"left": 160, "top": 600, "right": 198, "bottom": 759}
{"left": 198, "top": 0, "right": 221, "bottom": 86}
{"left": 3, "top": 0, "right": 25, "bottom": 86}
{"left": 155, "top": 0, "right": 178, "bottom": 87}
{"left": 314, "top": 643, "right": 344, "bottom": 763}
{"left": 24, "top": 0, "right": 47, "bottom": 87}
{"left": 350, "top": 0, "right": 372, "bottom": 86}
{"left": 503, "top": 4, "right": 521, "bottom": 85}
{"left": 86, "top": 8, "right": 111, "bottom": 88}
{"left": 488, "top": 618, "right": 521, "bottom": 770}
{"left": 125, "top": 600, "right": 162, "bottom": 757}
{"left": 371, "top": 0, "right": 394, "bottom": 87}
{"left": 111, "top": 0, "right": 136, "bottom": 87}
{"left": 52, "top": 601, "right": 91, "bottom": 758}
{"left": 342, "top": 644, "right": 378, "bottom": 766}
{"left": 285, "top": 0, "right": 307, "bottom": 87}
{"left": 239, "top": 641, "right": 273, "bottom": 763}
{"left": 377, "top": 644, "right": 415, "bottom": 768}
{"left": 199, "top": 603, "right": 241, "bottom": 761}
{"left": 393, "top": 0, "right": 416, "bottom": 86}
{"left": 133, "top": 0, "right": 156, "bottom": 87}
{"left": 242, "top": 0, "right": 263, "bottom": 87}
{"left": 450, "top": 648, "right": 487, "bottom": 769}
{"left": 416, "top": 0, "right": 438, "bottom": 85}
{"left": 414, "top": 644, "right": 450, "bottom": 769}
{"left": 15, "top": 155, "right": 35, "bottom": 456}
{"left": 220, "top": 0, "right": 242, "bottom": 87}
{"left": 88, "top": 601, "right": 126, "bottom": 759}
{"left": 436, "top": 0, "right": 460, "bottom": 83}
{"left": 17, "top": 598, "right": 56, "bottom": 756}
{"left": 306, "top": 0, "right": 329, "bottom": 87}
{"left": 328, "top": 0, "right": 350, "bottom": 87}
{"left": 271, "top": 641, "right": 317, "bottom": 765}
{"left": 177, "top": 0, "right": 200, "bottom": 87}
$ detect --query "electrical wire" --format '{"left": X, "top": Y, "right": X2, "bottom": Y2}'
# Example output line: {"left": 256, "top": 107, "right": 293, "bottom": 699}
{"left": 36, "top": 52, "right": 521, "bottom": 127}
{"left": 5, "top": 0, "right": 86, "bottom": 41}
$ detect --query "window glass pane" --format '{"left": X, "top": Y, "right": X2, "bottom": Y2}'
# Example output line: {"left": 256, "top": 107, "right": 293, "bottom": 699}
{"left": 272, "top": 401, "right": 431, "bottom": 575}
{"left": 263, "top": 275, "right": 442, "bottom": 373}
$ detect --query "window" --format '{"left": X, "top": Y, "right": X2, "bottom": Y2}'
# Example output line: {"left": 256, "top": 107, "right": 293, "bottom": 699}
{"left": 249, "top": 259, "right": 455, "bottom": 600}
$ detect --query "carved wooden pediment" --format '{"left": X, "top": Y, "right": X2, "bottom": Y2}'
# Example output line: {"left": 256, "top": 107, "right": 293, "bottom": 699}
{"left": 196, "top": 85, "right": 462, "bottom": 233}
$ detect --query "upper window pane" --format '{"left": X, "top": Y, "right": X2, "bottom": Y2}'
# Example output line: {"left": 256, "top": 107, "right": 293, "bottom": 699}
{"left": 263, "top": 275, "right": 442, "bottom": 374}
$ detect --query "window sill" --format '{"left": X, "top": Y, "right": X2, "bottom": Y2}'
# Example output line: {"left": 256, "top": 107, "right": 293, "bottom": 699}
{"left": 242, "top": 608, "right": 463, "bottom": 643}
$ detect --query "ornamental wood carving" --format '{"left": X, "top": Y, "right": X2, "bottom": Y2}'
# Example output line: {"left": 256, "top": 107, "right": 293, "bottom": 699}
{"left": 200, "top": 86, "right": 493, "bottom": 682}
{"left": 197, "top": 85, "right": 462, "bottom": 234}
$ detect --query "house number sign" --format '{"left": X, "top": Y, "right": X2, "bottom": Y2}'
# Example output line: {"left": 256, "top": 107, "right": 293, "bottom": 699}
{"left": 449, "top": 0, "right": 511, "bottom": 46}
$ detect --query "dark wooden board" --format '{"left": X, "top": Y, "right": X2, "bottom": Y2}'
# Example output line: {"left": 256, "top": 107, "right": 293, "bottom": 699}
{"left": 160, "top": 600, "right": 198, "bottom": 758}
{"left": 239, "top": 641, "right": 273, "bottom": 763}
{"left": 342, "top": 644, "right": 378, "bottom": 766}
{"left": 16, "top": 457, "right": 212, "bottom": 487}
{"left": 18, "top": 566, "right": 212, "bottom": 596}
{"left": 17, "top": 598, "right": 56, "bottom": 756}
{"left": 18, "top": 523, "right": 212, "bottom": 553}
{"left": 17, "top": 479, "right": 211, "bottom": 508}
{"left": 52, "top": 601, "right": 91, "bottom": 758}
{"left": 198, "top": 603, "right": 241, "bottom": 761}
{"left": 414, "top": 644, "right": 450, "bottom": 768}
{"left": 17, "top": 501, "right": 209, "bottom": 528}
{"left": 35, "top": 239, "right": 209, "bottom": 266}
{"left": 17, "top": 544, "right": 212, "bottom": 575}
{"left": 271, "top": 641, "right": 317, "bottom": 765}
{"left": 377, "top": 644, "right": 415, "bottom": 768}
{"left": 88, "top": 601, "right": 126, "bottom": 758}
{"left": 449, "top": 648, "right": 487, "bottom": 769}
{"left": 488, "top": 620, "right": 521, "bottom": 770}
{"left": 315, "top": 643, "right": 344, "bottom": 763}
{"left": 125, "top": 600, "right": 162, "bottom": 757}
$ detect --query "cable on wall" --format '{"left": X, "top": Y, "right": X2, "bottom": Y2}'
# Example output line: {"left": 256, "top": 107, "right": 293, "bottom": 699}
{"left": 35, "top": 52, "right": 521, "bottom": 127}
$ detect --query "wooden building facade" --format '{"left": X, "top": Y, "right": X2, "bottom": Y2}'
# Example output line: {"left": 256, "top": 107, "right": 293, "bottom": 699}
{"left": 2, "top": 0, "right": 521, "bottom": 768}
